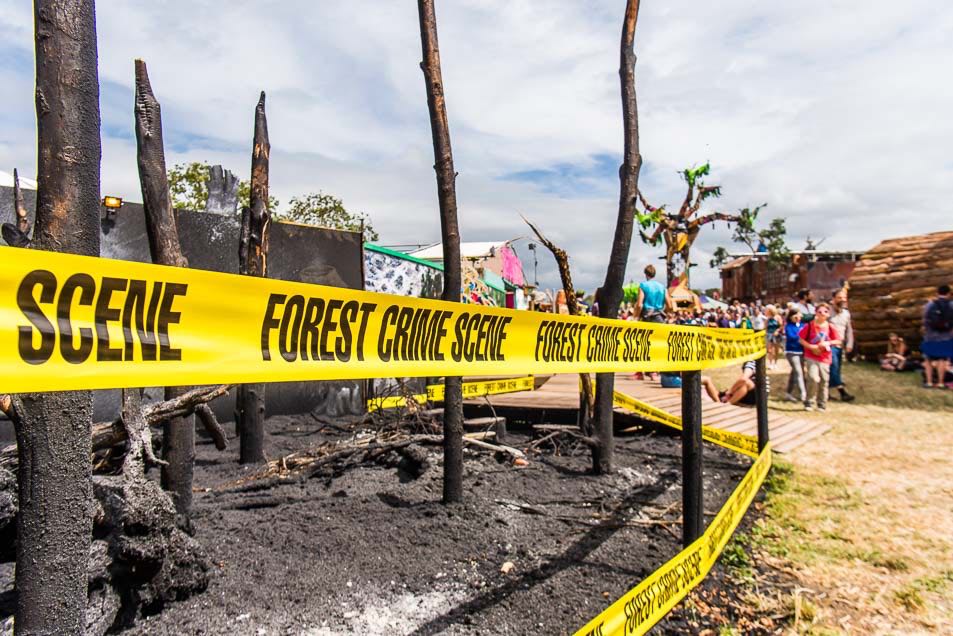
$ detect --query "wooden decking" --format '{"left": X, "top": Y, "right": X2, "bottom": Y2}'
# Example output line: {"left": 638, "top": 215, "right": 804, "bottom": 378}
{"left": 466, "top": 374, "right": 830, "bottom": 453}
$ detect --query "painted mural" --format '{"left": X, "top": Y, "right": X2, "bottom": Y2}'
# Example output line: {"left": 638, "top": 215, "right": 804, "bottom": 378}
{"left": 364, "top": 245, "right": 443, "bottom": 299}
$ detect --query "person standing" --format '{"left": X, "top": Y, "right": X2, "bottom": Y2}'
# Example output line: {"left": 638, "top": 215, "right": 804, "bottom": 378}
{"left": 765, "top": 305, "right": 782, "bottom": 370}
{"left": 922, "top": 284, "right": 953, "bottom": 389}
{"left": 799, "top": 302, "right": 842, "bottom": 410}
{"left": 793, "top": 289, "right": 816, "bottom": 322}
{"left": 634, "top": 265, "right": 671, "bottom": 383}
{"left": 828, "top": 288, "right": 856, "bottom": 401}
{"left": 784, "top": 308, "right": 806, "bottom": 402}
{"left": 634, "top": 264, "right": 670, "bottom": 322}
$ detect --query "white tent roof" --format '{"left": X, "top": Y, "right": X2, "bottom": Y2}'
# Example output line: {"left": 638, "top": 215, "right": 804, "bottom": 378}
{"left": 409, "top": 241, "right": 508, "bottom": 261}
{"left": 0, "top": 171, "right": 37, "bottom": 190}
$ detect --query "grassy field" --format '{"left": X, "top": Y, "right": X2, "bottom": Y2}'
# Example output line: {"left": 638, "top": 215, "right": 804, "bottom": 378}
{"left": 704, "top": 361, "right": 953, "bottom": 634}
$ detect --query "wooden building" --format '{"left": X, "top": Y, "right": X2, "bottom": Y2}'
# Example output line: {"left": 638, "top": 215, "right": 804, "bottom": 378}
{"left": 849, "top": 231, "right": 953, "bottom": 358}
{"left": 720, "top": 251, "right": 864, "bottom": 305}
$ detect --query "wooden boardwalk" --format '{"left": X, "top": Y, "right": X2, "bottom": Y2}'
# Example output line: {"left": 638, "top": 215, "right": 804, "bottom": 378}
{"left": 466, "top": 374, "right": 830, "bottom": 453}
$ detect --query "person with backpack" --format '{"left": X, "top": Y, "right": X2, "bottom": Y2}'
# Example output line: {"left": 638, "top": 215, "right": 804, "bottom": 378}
{"left": 922, "top": 284, "right": 953, "bottom": 389}
{"left": 799, "top": 302, "right": 842, "bottom": 410}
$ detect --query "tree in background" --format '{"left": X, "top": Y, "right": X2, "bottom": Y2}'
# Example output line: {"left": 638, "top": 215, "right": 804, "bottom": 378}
{"left": 168, "top": 161, "right": 280, "bottom": 212}
{"left": 709, "top": 208, "right": 789, "bottom": 268}
{"left": 281, "top": 192, "right": 379, "bottom": 240}
{"left": 166, "top": 161, "right": 377, "bottom": 239}
{"left": 637, "top": 162, "right": 753, "bottom": 288}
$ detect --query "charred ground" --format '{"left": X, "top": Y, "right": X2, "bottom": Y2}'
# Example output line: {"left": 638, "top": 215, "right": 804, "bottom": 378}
{"left": 56, "top": 412, "right": 759, "bottom": 635}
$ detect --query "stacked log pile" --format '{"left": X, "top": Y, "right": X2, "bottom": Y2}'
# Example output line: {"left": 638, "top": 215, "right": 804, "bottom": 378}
{"left": 849, "top": 231, "right": 953, "bottom": 357}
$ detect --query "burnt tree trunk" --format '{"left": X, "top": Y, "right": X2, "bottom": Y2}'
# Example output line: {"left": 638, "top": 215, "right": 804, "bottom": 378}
{"left": 134, "top": 59, "right": 195, "bottom": 520}
{"left": 522, "top": 215, "right": 595, "bottom": 435}
{"left": 418, "top": 0, "right": 464, "bottom": 503}
{"left": 13, "top": 0, "right": 102, "bottom": 631}
{"left": 237, "top": 92, "right": 271, "bottom": 465}
{"left": 593, "top": 0, "right": 643, "bottom": 475}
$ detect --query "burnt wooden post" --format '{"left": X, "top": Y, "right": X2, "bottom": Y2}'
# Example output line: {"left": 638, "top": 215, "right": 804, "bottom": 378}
{"left": 12, "top": 0, "right": 101, "bottom": 630}
{"left": 236, "top": 91, "right": 271, "bottom": 465}
{"left": 756, "top": 354, "right": 769, "bottom": 451}
{"left": 418, "top": 0, "right": 465, "bottom": 503}
{"left": 592, "top": 0, "right": 643, "bottom": 475}
{"left": 135, "top": 59, "right": 195, "bottom": 519}
{"left": 681, "top": 370, "right": 704, "bottom": 547}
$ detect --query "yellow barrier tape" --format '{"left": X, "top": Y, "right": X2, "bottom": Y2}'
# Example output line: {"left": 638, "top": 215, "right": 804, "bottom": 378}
{"left": 612, "top": 391, "right": 759, "bottom": 458}
{"left": 366, "top": 376, "right": 535, "bottom": 412}
{"left": 0, "top": 247, "right": 763, "bottom": 392}
{"left": 575, "top": 444, "right": 772, "bottom": 636}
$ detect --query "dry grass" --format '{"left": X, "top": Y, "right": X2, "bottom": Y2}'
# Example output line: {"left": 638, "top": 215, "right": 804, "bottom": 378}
{"left": 736, "top": 361, "right": 953, "bottom": 634}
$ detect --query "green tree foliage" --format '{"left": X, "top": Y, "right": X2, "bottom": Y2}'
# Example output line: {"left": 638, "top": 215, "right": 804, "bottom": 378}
{"left": 167, "top": 162, "right": 378, "bottom": 239}
{"left": 167, "top": 161, "right": 280, "bottom": 212}
{"left": 168, "top": 161, "right": 213, "bottom": 211}
{"left": 710, "top": 205, "right": 790, "bottom": 269}
{"left": 277, "top": 192, "right": 379, "bottom": 241}
{"left": 709, "top": 246, "right": 731, "bottom": 269}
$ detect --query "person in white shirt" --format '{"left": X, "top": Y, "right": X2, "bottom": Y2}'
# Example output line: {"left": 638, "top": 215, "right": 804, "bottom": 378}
{"left": 793, "top": 289, "right": 816, "bottom": 322}
{"left": 827, "top": 288, "right": 855, "bottom": 401}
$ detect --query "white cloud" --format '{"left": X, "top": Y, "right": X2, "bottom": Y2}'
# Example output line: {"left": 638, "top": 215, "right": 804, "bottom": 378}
{"left": 1, "top": 0, "right": 951, "bottom": 293}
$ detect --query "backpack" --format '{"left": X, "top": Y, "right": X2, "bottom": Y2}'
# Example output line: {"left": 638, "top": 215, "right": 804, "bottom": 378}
{"left": 926, "top": 298, "right": 953, "bottom": 332}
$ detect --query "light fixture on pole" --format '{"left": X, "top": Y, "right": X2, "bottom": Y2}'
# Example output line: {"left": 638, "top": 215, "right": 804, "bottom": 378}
{"left": 102, "top": 195, "right": 123, "bottom": 209}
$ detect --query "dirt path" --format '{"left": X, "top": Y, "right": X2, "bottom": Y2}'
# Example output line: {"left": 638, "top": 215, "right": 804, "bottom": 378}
{"left": 683, "top": 361, "right": 953, "bottom": 635}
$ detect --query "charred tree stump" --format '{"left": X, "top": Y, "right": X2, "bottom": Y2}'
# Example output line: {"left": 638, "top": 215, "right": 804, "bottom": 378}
{"left": 134, "top": 59, "right": 195, "bottom": 520}
{"left": 593, "top": 0, "right": 643, "bottom": 475}
{"left": 418, "top": 0, "right": 465, "bottom": 503}
{"left": 11, "top": 1, "right": 103, "bottom": 631}
{"left": 236, "top": 92, "right": 272, "bottom": 465}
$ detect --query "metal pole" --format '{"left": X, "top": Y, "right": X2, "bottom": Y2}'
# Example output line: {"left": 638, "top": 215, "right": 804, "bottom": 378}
{"left": 755, "top": 354, "right": 769, "bottom": 451}
{"left": 681, "top": 370, "right": 703, "bottom": 547}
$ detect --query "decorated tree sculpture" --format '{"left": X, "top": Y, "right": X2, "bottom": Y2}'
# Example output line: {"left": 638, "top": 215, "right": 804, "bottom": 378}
{"left": 636, "top": 163, "right": 755, "bottom": 290}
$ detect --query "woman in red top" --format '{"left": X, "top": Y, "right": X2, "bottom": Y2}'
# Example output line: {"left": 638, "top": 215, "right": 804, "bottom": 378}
{"left": 798, "top": 303, "right": 842, "bottom": 411}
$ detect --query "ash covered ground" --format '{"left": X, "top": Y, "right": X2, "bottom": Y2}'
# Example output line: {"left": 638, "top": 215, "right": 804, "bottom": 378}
{"left": 108, "top": 412, "right": 753, "bottom": 635}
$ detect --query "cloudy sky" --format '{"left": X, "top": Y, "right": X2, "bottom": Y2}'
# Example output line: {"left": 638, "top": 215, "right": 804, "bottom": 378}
{"left": 1, "top": 0, "right": 951, "bottom": 291}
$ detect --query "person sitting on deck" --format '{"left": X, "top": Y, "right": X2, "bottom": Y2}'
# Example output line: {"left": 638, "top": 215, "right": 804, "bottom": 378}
{"left": 700, "top": 360, "right": 769, "bottom": 406}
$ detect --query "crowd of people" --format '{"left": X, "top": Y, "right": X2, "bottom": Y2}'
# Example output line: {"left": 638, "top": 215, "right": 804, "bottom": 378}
{"left": 616, "top": 265, "right": 861, "bottom": 410}
{"left": 570, "top": 266, "right": 953, "bottom": 403}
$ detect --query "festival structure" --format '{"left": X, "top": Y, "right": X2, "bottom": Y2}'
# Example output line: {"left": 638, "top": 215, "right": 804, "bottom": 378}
{"left": 849, "top": 230, "right": 953, "bottom": 357}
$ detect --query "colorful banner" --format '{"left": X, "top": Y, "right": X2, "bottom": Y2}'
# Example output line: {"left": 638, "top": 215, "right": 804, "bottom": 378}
{"left": 0, "top": 246, "right": 763, "bottom": 392}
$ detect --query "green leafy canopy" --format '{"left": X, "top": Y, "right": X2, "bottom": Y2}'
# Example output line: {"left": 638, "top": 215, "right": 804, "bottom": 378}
{"left": 167, "top": 161, "right": 378, "bottom": 240}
